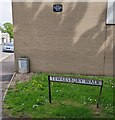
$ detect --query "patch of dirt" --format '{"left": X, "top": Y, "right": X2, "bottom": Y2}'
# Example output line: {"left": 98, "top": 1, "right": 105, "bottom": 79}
{"left": 14, "top": 72, "right": 34, "bottom": 81}
{"left": 11, "top": 72, "right": 34, "bottom": 87}
{"left": 90, "top": 104, "right": 102, "bottom": 118}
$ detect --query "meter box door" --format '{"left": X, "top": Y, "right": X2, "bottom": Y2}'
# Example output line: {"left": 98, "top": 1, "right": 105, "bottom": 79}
{"left": 18, "top": 57, "right": 30, "bottom": 73}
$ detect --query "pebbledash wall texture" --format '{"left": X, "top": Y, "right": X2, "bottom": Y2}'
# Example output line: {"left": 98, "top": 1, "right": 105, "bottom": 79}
{"left": 12, "top": 2, "right": 114, "bottom": 76}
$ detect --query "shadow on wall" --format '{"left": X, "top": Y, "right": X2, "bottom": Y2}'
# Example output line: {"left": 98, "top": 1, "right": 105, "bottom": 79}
{"left": 14, "top": 2, "right": 113, "bottom": 75}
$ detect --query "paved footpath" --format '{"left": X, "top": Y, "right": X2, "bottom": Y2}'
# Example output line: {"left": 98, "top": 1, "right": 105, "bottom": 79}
{"left": 0, "top": 45, "right": 15, "bottom": 119}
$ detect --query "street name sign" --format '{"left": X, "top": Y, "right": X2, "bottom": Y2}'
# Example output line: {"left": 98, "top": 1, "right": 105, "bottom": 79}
{"left": 48, "top": 75, "right": 103, "bottom": 108}
{"left": 49, "top": 76, "right": 102, "bottom": 86}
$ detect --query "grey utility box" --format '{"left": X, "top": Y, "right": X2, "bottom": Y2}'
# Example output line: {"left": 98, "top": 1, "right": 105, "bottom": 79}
{"left": 18, "top": 57, "right": 30, "bottom": 73}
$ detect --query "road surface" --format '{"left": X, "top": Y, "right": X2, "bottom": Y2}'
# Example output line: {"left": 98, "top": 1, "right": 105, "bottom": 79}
{"left": 1, "top": 54, "right": 15, "bottom": 81}
{"left": 0, "top": 44, "right": 15, "bottom": 82}
{"left": 0, "top": 44, "right": 15, "bottom": 119}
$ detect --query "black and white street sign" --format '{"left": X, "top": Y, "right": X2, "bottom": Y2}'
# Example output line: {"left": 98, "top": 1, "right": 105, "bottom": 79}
{"left": 48, "top": 75, "right": 103, "bottom": 108}
{"left": 49, "top": 76, "right": 102, "bottom": 86}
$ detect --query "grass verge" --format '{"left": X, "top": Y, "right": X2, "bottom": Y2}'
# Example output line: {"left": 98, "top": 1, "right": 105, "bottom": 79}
{"left": 4, "top": 73, "right": 114, "bottom": 118}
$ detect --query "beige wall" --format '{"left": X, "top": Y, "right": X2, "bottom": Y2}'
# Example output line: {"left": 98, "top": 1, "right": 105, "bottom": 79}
{"left": 104, "top": 26, "right": 113, "bottom": 76}
{"left": 113, "top": 26, "right": 115, "bottom": 77}
{"left": 13, "top": 2, "right": 113, "bottom": 76}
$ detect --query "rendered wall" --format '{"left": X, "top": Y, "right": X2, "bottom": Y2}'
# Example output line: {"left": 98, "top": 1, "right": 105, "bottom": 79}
{"left": 13, "top": 2, "right": 113, "bottom": 76}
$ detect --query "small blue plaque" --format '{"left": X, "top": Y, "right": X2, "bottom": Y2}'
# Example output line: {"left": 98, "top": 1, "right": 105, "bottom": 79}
{"left": 53, "top": 4, "right": 62, "bottom": 12}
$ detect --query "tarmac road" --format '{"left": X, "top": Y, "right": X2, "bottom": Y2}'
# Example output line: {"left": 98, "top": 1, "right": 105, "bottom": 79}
{"left": 0, "top": 54, "right": 15, "bottom": 81}
{"left": 0, "top": 44, "right": 15, "bottom": 119}
{"left": 0, "top": 44, "right": 15, "bottom": 81}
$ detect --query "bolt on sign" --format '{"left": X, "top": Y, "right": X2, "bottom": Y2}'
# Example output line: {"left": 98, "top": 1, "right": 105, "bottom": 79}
{"left": 48, "top": 76, "right": 103, "bottom": 108}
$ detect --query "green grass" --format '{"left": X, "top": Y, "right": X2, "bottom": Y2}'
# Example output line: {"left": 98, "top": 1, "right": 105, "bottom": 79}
{"left": 4, "top": 73, "right": 114, "bottom": 118}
